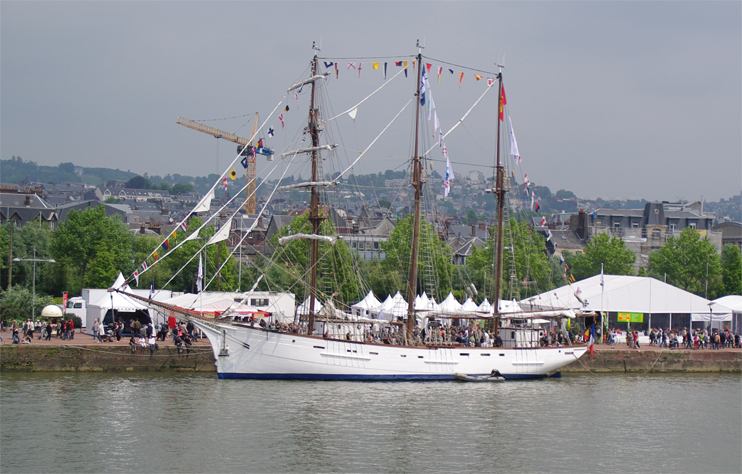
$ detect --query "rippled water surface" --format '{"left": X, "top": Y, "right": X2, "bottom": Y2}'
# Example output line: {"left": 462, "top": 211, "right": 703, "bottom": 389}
{"left": 1, "top": 372, "right": 740, "bottom": 473}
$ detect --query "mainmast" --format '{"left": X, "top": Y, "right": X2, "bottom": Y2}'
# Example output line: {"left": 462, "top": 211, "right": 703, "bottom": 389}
{"left": 492, "top": 70, "right": 505, "bottom": 335}
{"left": 308, "top": 48, "right": 321, "bottom": 333}
{"left": 405, "top": 42, "right": 424, "bottom": 345}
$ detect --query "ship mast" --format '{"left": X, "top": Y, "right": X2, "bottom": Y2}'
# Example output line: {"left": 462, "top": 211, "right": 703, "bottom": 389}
{"left": 492, "top": 70, "right": 505, "bottom": 335}
{"left": 405, "top": 42, "right": 424, "bottom": 345}
{"left": 308, "top": 49, "right": 321, "bottom": 333}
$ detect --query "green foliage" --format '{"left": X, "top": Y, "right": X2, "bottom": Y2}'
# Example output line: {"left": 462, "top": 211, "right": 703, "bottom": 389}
{"left": 720, "top": 244, "right": 742, "bottom": 295}
{"left": 381, "top": 216, "right": 454, "bottom": 300}
{"left": 0, "top": 285, "right": 54, "bottom": 320}
{"left": 466, "top": 219, "right": 551, "bottom": 301}
{"left": 269, "top": 213, "right": 362, "bottom": 307}
{"left": 648, "top": 228, "right": 722, "bottom": 297}
{"left": 104, "top": 197, "right": 122, "bottom": 204}
{"left": 58, "top": 162, "right": 76, "bottom": 174}
{"left": 126, "top": 175, "right": 152, "bottom": 189}
{"left": 171, "top": 183, "right": 195, "bottom": 195}
{"left": 569, "top": 233, "right": 636, "bottom": 280}
{"left": 50, "top": 206, "right": 132, "bottom": 291}
{"left": 0, "top": 159, "right": 136, "bottom": 185}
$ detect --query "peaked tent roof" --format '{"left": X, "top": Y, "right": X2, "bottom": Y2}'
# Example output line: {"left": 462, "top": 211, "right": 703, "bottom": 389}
{"left": 521, "top": 274, "right": 733, "bottom": 319}
{"left": 713, "top": 295, "right": 742, "bottom": 313}
{"left": 352, "top": 290, "right": 382, "bottom": 311}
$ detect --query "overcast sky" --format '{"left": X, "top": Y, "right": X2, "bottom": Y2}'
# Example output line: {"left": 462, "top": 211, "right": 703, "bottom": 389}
{"left": 2, "top": 1, "right": 740, "bottom": 202}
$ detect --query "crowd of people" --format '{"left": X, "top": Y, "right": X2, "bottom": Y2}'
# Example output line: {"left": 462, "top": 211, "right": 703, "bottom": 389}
{"left": 0, "top": 319, "right": 78, "bottom": 344}
{"left": 605, "top": 326, "right": 741, "bottom": 350}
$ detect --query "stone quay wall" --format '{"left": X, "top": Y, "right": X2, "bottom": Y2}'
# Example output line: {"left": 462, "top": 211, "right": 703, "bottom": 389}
{"left": 1, "top": 345, "right": 740, "bottom": 374}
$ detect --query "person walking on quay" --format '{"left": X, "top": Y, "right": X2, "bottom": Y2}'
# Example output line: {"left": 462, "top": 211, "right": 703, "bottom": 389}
{"left": 97, "top": 320, "right": 105, "bottom": 343}
{"left": 92, "top": 319, "right": 100, "bottom": 342}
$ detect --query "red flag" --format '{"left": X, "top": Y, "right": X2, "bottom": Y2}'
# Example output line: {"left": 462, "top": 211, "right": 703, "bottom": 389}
{"left": 62, "top": 291, "right": 68, "bottom": 311}
{"left": 500, "top": 86, "right": 507, "bottom": 121}
{"left": 426, "top": 63, "right": 432, "bottom": 72}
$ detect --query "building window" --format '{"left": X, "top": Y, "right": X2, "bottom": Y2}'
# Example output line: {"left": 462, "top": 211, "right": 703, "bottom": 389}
{"left": 652, "top": 229, "right": 661, "bottom": 240}
{"left": 689, "top": 223, "right": 696, "bottom": 229}
{"left": 250, "top": 298, "right": 269, "bottom": 307}
{"left": 669, "top": 224, "right": 677, "bottom": 232}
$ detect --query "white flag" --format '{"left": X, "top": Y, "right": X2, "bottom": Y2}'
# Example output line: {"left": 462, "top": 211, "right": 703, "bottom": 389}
{"left": 182, "top": 228, "right": 200, "bottom": 243}
{"left": 207, "top": 217, "right": 233, "bottom": 245}
{"left": 508, "top": 115, "right": 520, "bottom": 164}
{"left": 530, "top": 191, "right": 535, "bottom": 211}
{"left": 193, "top": 189, "right": 215, "bottom": 213}
{"left": 196, "top": 254, "right": 203, "bottom": 293}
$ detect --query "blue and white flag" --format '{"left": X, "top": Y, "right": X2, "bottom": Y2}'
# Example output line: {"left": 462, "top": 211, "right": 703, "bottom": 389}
{"left": 268, "top": 127, "right": 275, "bottom": 138}
{"left": 444, "top": 153, "right": 453, "bottom": 198}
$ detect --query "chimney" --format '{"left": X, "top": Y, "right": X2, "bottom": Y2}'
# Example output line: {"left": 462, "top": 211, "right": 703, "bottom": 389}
{"left": 471, "top": 224, "right": 476, "bottom": 237}
{"left": 161, "top": 207, "right": 168, "bottom": 215}
{"left": 258, "top": 216, "right": 263, "bottom": 228}
{"left": 140, "top": 224, "right": 146, "bottom": 234}
{"left": 479, "top": 222, "right": 485, "bottom": 231}
{"left": 25, "top": 192, "right": 31, "bottom": 207}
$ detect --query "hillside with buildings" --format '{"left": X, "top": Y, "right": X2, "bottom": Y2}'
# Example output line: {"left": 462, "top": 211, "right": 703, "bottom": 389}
{"left": 1, "top": 160, "right": 740, "bottom": 277}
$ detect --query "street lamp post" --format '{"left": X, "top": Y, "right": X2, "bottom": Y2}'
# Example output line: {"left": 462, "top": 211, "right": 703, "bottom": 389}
{"left": 13, "top": 246, "right": 56, "bottom": 322}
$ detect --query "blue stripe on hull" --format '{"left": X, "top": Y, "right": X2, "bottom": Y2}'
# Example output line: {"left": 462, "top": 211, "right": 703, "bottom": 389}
{"left": 217, "top": 372, "right": 552, "bottom": 381}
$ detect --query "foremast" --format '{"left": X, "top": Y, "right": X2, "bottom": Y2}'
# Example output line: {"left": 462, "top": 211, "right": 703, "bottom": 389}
{"left": 492, "top": 70, "right": 505, "bottom": 335}
{"left": 405, "top": 44, "right": 424, "bottom": 345}
{"left": 308, "top": 52, "right": 322, "bottom": 333}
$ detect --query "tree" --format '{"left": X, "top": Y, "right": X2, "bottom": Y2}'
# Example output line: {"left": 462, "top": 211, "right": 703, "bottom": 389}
{"left": 0, "top": 285, "right": 53, "bottom": 322}
{"left": 720, "top": 244, "right": 742, "bottom": 295}
{"left": 58, "top": 162, "right": 75, "bottom": 174}
{"left": 269, "top": 213, "right": 362, "bottom": 307}
{"left": 126, "top": 175, "right": 152, "bottom": 189}
{"left": 648, "top": 228, "right": 721, "bottom": 297}
{"left": 466, "top": 218, "right": 551, "bottom": 301}
{"left": 570, "top": 233, "right": 635, "bottom": 280}
{"left": 171, "top": 182, "right": 195, "bottom": 195}
{"left": 51, "top": 206, "right": 132, "bottom": 292}
{"left": 381, "top": 216, "right": 454, "bottom": 301}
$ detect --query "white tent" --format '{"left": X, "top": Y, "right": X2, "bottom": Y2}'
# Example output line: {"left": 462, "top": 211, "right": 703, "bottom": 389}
{"left": 520, "top": 274, "right": 733, "bottom": 327}
{"left": 296, "top": 296, "right": 324, "bottom": 316}
{"left": 351, "top": 291, "right": 382, "bottom": 317}
{"left": 478, "top": 298, "right": 493, "bottom": 314}
{"left": 377, "top": 291, "right": 408, "bottom": 320}
{"left": 85, "top": 290, "right": 154, "bottom": 335}
{"left": 438, "top": 292, "right": 463, "bottom": 314}
{"left": 712, "top": 295, "right": 742, "bottom": 331}
{"left": 461, "top": 298, "right": 480, "bottom": 312}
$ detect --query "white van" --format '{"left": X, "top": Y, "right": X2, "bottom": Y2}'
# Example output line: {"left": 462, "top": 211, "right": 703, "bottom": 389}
{"left": 66, "top": 297, "right": 86, "bottom": 321}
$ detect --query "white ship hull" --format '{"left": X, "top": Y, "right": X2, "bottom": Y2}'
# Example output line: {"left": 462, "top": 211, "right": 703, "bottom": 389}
{"left": 194, "top": 321, "right": 587, "bottom": 381}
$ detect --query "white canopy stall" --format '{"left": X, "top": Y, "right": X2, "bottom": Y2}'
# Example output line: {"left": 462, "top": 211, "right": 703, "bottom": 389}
{"left": 521, "top": 274, "right": 733, "bottom": 330}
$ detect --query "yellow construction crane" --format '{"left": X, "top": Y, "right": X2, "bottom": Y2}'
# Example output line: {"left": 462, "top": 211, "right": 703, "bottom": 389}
{"left": 176, "top": 114, "right": 273, "bottom": 214}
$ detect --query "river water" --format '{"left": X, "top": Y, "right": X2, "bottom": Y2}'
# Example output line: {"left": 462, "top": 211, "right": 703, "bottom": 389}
{"left": 1, "top": 372, "right": 740, "bottom": 473}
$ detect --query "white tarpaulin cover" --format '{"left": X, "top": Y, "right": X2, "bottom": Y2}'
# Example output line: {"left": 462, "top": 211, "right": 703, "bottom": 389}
{"left": 520, "top": 274, "right": 733, "bottom": 321}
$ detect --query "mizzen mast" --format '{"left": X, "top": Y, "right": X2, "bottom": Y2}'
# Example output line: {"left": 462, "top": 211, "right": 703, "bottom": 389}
{"left": 492, "top": 68, "right": 505, "bottom": 335}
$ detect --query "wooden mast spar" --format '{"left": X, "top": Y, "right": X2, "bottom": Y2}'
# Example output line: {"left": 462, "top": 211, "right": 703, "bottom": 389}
{"left": 492, "top": 69, "right": 505, "bottom": 335}
{"left": 406, "top": 43, "right": 424, "bottom": 345}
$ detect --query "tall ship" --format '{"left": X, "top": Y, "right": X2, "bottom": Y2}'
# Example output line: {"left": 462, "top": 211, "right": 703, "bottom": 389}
{"left": 124, "top": 43, "right": 587, "bottom": 380}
